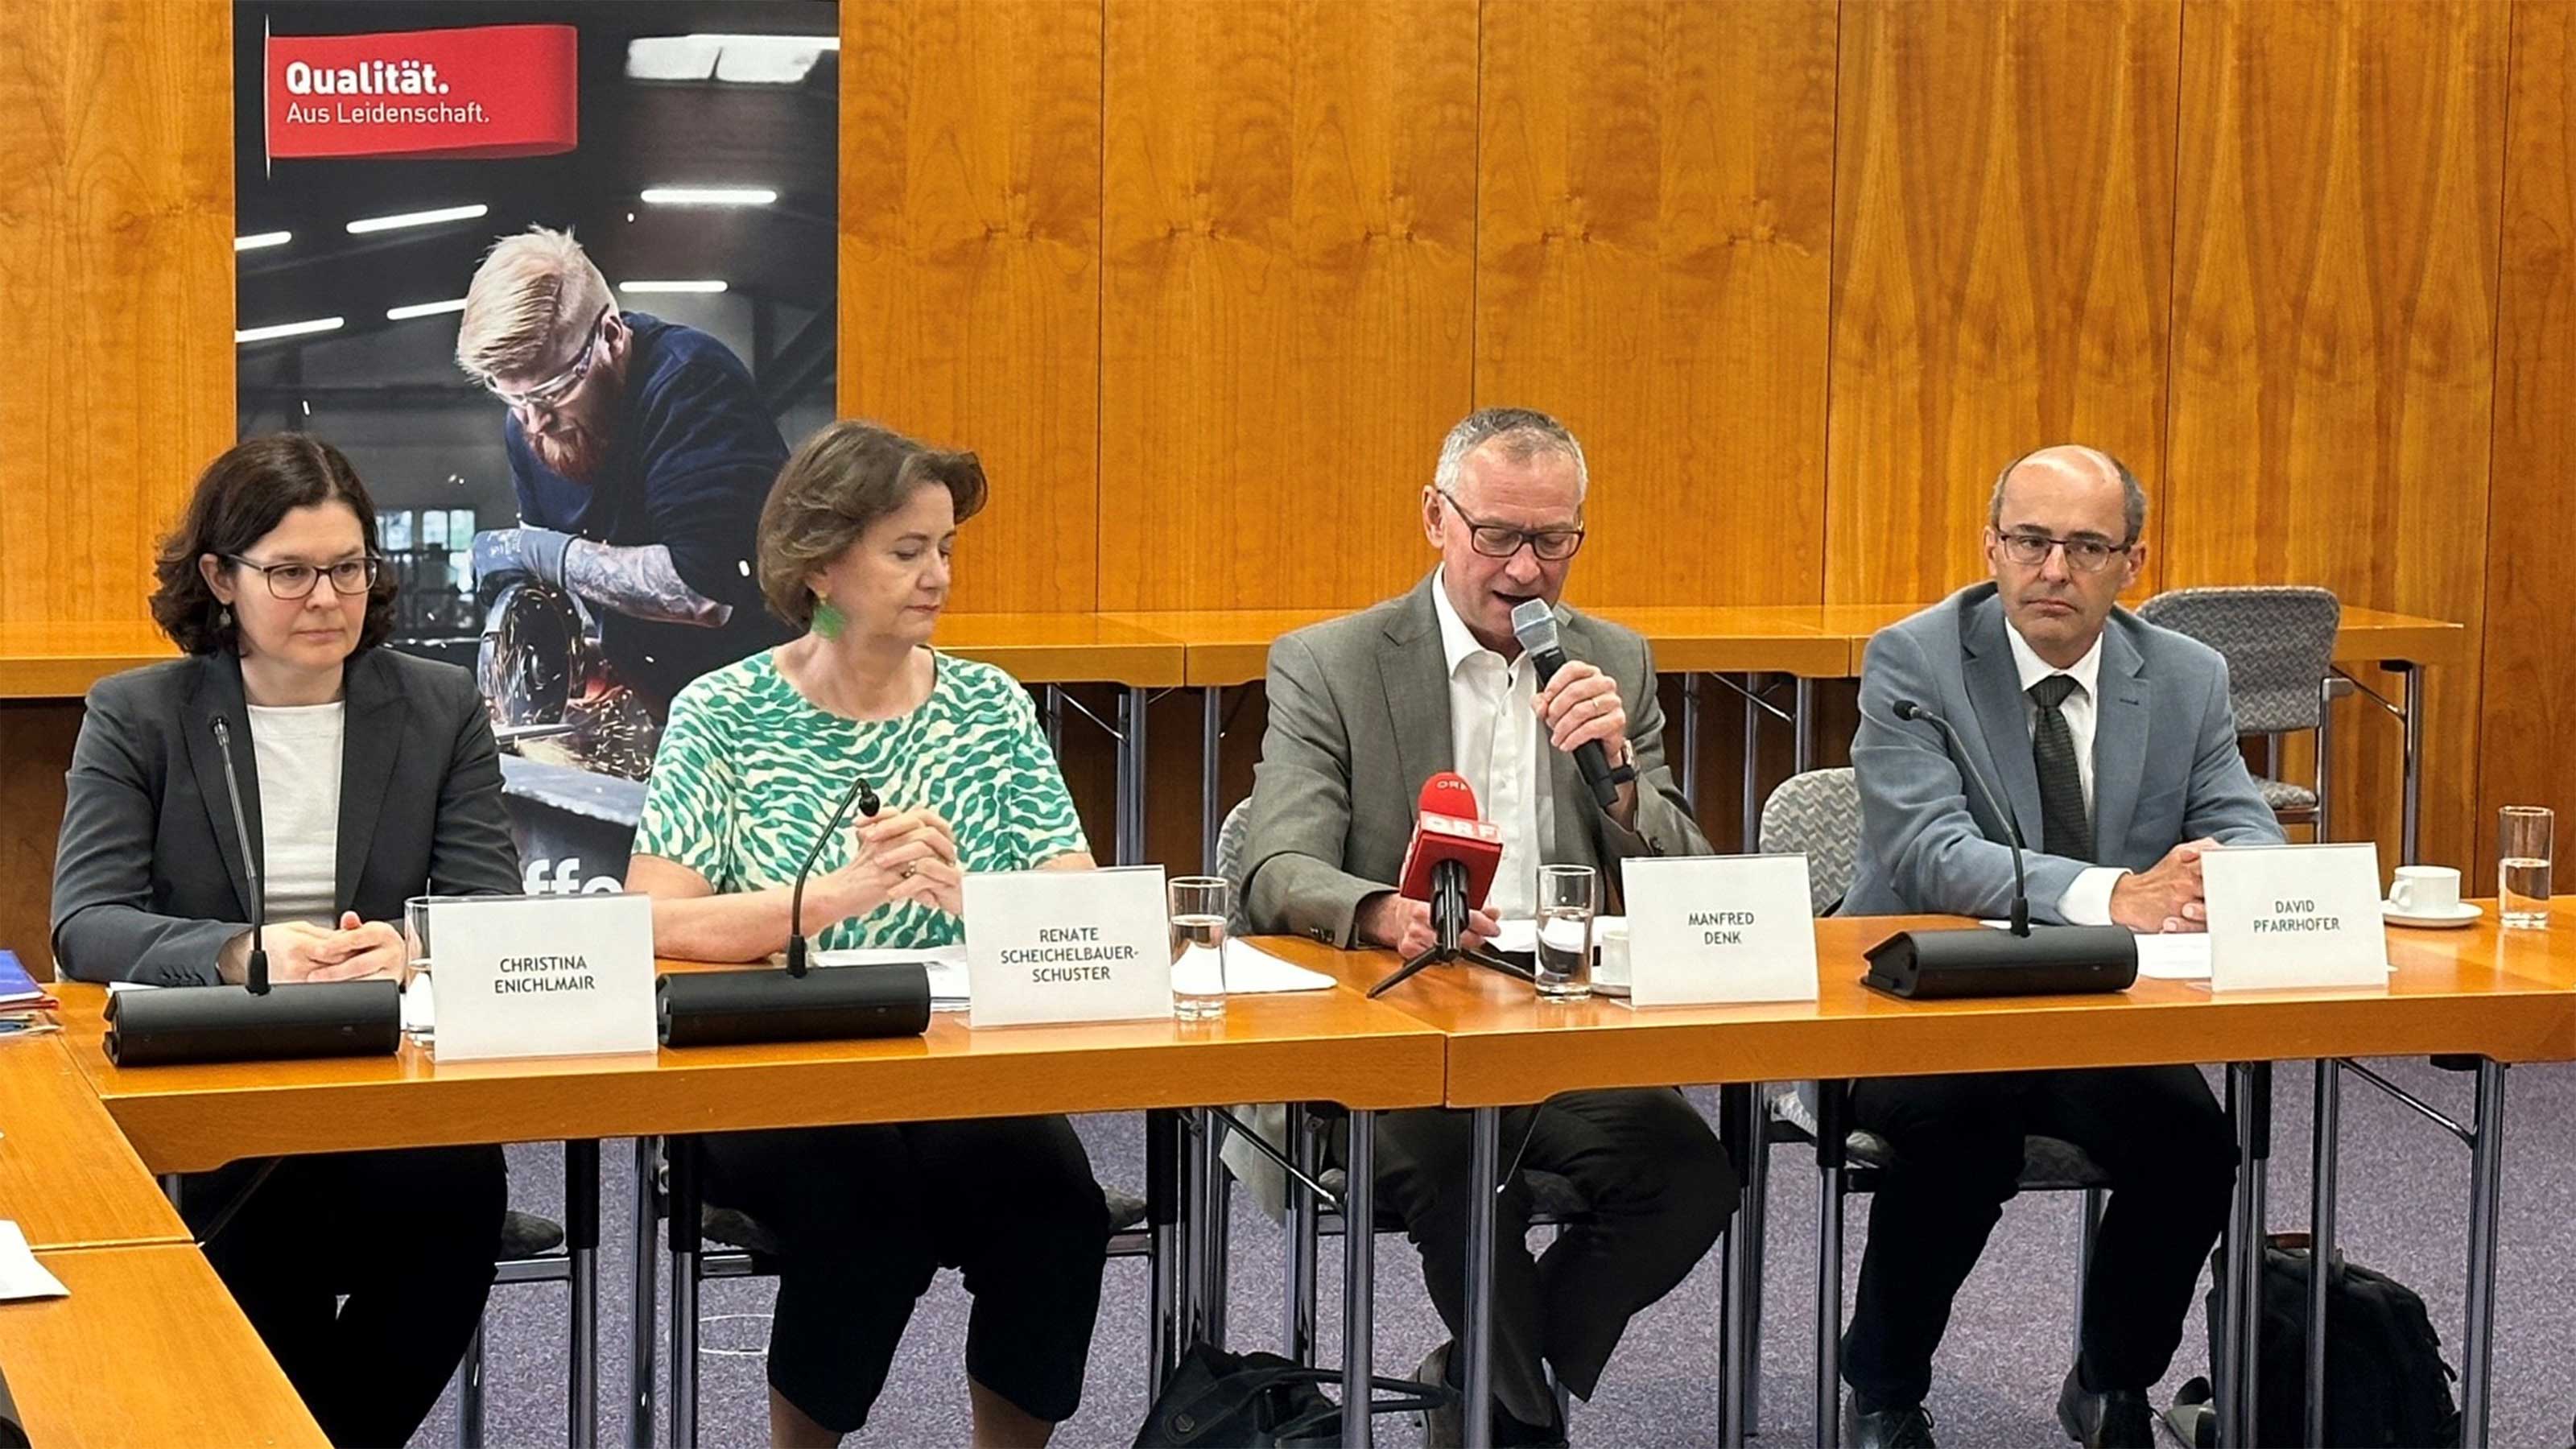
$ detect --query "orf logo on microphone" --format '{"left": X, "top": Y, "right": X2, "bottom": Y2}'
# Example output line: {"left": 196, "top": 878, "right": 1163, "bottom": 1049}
{"left": 267, "top": 24, "right": 579, "bottom": 161}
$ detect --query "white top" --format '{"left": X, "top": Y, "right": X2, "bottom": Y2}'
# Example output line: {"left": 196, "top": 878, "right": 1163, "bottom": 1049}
{"left": 1430, "top": 569, "right": 1550, "bottom": 920}
{"left": 246, "top": 702, "right": 345, "bottom": 928}
{"left": 2001, "top": 622, "right": 2124, "bottom": 925}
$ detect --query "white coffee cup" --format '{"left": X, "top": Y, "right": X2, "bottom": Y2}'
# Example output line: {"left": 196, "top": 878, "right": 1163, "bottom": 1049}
{"left": 1595, "top": 920, "right": 1631, "bottom": 997}
{"left": 2389, "top": 864, "right": 2462, "bottom": 915}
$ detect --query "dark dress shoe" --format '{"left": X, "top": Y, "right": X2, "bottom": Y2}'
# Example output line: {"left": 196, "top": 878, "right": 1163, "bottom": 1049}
{"left": 2056, "top": 1365, "right": 2155, "bottom": 1448}
{"left": 1419, "top": 1343, "right": 1464, "bottom": 1448}
{"left": 1843, "top": 1393, "right": 1938, "bottom": 1448}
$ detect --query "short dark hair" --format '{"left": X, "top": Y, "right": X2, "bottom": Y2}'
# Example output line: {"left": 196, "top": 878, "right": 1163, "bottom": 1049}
{"left": 151, "top": 434, "right": 395, "bottom": 655}
{"left": 756, "top": 419, "right": 989, "bottom": 628}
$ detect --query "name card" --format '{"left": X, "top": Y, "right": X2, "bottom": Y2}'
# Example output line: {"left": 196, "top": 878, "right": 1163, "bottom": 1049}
{"left": 2202, "top": 842, "right": 2389, "bottom": 992}
{"left": 964, "top": 865, "right": 1173, "bottom": 1027}
{"left": 1621, "top": 854, "right": 1821, "bottom": 1006}
{"left": 431, "top": 893, "right": 658, "bottom": 1061}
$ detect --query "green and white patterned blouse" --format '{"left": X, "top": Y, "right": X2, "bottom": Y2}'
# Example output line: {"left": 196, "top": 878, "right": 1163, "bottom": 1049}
{"left": 634, "top": 648, "right": 1088, "bottom": 950}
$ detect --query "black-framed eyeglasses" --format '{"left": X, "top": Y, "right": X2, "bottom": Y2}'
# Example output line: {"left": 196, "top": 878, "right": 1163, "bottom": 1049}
{"left": 227, "top": 555, "right": 383, "bottom": 599}
{"left": 1995, "top": 529, "right": 2136, "bottom": 574}
{"left": 1436, "top": 489, "right": 1586, "bottom": 562}
{"left": 482, "top": 305, "right": 613, "bottom": 414}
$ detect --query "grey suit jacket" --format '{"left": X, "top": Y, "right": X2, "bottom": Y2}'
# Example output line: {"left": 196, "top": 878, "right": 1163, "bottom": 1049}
{"left": 50, "top": 648, "right": 524, "bottom": 985}
{"left": 1843, "top": 583, "right": 2282, "bottom": 921}
{"left": 1241, "top": 575, "right": 1710, "bottom": 946}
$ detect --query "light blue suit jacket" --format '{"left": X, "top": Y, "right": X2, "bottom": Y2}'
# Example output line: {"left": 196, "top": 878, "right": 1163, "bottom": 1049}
{"left": 1843, "top": 584, "right": 2283, "bottom": 921}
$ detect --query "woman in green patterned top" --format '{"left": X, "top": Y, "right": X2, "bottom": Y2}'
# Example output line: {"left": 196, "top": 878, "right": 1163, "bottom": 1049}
{"left": 628, "top": 421, "right": 1106, "bottom": 1448}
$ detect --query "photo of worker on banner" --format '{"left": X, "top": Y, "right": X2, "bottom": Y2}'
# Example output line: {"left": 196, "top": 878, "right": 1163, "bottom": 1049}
{"left": 234, "top": 1, "right": 836, "bottom": 893}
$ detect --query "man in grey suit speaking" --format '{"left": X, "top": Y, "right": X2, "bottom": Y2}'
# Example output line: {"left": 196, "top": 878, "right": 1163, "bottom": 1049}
{"left": 1838, "top": 446, "right": 2279, "bottom": 1449}
{"left": 1242, "top": 408, "right": 1733, "bottom": 1447}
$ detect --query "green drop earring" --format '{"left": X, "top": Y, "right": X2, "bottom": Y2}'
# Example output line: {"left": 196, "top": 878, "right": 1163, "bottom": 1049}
{"left": 811, "top": 594, "right": 846, "bottom": 639}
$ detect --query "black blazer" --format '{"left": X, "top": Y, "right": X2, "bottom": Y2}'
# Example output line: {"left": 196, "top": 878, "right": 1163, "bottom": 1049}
{"left": 50, "top": 648, "right": 524, "bottom": 985}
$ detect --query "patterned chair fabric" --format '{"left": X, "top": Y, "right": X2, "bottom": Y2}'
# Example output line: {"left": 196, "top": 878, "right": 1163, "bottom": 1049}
{"left": 2135, "top": 585, "right": 2342, "bottom": 734}
{"left": 1215, "top": 799, "right": 1255, "bottom": 933}
{"left": 1758, "top": 767, "right": 1862, "bottom": 915}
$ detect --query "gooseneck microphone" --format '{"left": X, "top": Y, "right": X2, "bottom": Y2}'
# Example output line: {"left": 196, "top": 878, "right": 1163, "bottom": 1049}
{"left": 211, "top": 718, "right": 274, "bottom": 991}
{"left": 101, "top": 716, "right": 401, "bottom": 1067}
{"left": 658, "top": 770, "right": 930, "bottom": 1047}
{"left": 786, "top": 772, "right": 882, "bottom": 978}
{"left": 1510, "top": 600, "right": 1637, "bottom": 812}
{"left": 1893, "top": 700, "right": 2030, "bottom": 936}
{"left": 1860, "top": 698, "right": 2137, "bottom": 1001}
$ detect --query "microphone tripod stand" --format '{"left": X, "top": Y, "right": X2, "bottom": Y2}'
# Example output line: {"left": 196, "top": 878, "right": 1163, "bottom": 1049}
{"left": 1368, "top": 861, "right": 1534, "bottom": 997}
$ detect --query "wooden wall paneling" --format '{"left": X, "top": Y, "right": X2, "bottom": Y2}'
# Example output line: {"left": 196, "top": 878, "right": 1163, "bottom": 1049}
{"left": 1823, "top": 0, "right": 2182, "bottom": 605}
{"left": 2165, "top": 0, "right": 2509, "bottom": 873}
{"left": 0, "top": 0, "right": 233, "bottom": 625}
{"left": 1475, "top": 0, "right": 1839, "bottom": 609}
{"left": 2481, "top": 0, "right": 2576, "bottom": 882}
{"left": 1097, "top": 0, "right": 1480, "bottom": 612}
{"left": 840, "top": 0, "right": 1104, "bottom": 613}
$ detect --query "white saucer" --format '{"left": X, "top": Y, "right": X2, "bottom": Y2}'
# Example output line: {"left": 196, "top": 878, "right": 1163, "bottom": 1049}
{"left": 2381, "top": 900, "right": 2483, "bottom": 929}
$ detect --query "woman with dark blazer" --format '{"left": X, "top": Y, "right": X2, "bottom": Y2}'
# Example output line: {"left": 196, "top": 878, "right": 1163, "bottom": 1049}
{"left": 50, "top": 434, "right": 518, "bottom": 1447}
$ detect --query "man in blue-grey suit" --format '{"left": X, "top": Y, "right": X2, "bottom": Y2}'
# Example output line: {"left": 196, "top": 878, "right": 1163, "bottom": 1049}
{"left": 1837, "top": 446, "right": 2281, "bottom": 1449}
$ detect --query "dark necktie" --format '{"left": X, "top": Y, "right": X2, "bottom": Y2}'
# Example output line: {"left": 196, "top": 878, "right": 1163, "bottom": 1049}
{"left": 2028, "top": 674, "right": 2092, "bottom": 862}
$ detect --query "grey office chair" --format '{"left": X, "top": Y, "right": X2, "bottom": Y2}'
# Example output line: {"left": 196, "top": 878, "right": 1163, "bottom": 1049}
{"left": 1752, "top": 769, "right": 2112, "bottom": 1436}
{"left": 2136, "top": 586, "right": 2343, "bottom": 838}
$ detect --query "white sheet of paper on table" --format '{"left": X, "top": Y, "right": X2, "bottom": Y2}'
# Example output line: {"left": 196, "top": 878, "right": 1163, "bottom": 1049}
{"left": 0, "top": 1220, "right": 68, "bottom": 1302}
{"left": 815, "top": 939, "right": 1333, "bottom": 1011}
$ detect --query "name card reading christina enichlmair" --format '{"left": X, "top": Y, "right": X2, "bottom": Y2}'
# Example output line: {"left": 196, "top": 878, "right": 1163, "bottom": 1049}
{"left": 493, "top": 954, "right": 597, "bottom": 993}
{"left": 964, "top": 867, "right": 1174, "bottom": 1026}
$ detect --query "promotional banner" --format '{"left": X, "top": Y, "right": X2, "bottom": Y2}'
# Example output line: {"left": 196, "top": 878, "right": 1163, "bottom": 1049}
{"left": 234, "top": 2, "right": 838, "bottom": 892}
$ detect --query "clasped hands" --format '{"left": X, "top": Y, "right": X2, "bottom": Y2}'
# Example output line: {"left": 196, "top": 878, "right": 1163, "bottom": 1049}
{"left": 817, "top": 807, "right": 965, "bottom": 920}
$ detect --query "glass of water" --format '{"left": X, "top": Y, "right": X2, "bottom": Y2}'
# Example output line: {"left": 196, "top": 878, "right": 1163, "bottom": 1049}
{"left": 2500, "top": 807, "right": 2554, "bottom": 929}
{"left": 1534, "top": 865, "right": 1596, "bottom": 1001}
{"left": 1168, "top": 877, "right": 1231, "bottom": 1020}
{"left": 401, "top": 894, "right": 447, "bottom": 1044}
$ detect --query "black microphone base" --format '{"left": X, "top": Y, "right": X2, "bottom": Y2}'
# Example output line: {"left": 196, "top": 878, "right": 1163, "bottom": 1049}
{"left": 1860, "top": 925, "right": 2138, "bottom": 1000}
{"left": 1367, "top": 943, "right": 1534, "bottom": 998}
{"left": 104, "top": 980, "right": 402, "bottom": 1066}
{"left": 659, "top": 964, "right": 932, "bottom": 1047}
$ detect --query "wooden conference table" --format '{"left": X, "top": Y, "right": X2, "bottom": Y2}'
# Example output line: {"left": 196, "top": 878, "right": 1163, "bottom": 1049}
{"left": 43, "top": 970, "right": 1445, "bottom": 1449}
{"left": 1264, "top": 908, "right": 2576, "bottom": 1449}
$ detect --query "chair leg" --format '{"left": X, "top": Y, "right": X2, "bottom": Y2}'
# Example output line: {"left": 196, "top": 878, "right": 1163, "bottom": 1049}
{"left": 2072, "top": 1187, "right": 2106, "bottom": 1360}
{"left": 457, "top": 1318, "right": 488, "bottom": 1448}
{"left": 1284, "top": 1105, "right": 1321, "bottom": 1367}
{"left": 628, "top": 1137, "right": 662, "bottom": 1449}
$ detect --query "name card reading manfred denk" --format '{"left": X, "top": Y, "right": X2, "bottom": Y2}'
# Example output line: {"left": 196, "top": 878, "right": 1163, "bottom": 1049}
{"left": 964, "top": 865, "right": 1174, "bottom": 1027}
{"left": 430, "top": 893, "right": 659, "bottom": 1061}
{"left": 1622, "top": 853, "right": 1821, "bottom": 1006}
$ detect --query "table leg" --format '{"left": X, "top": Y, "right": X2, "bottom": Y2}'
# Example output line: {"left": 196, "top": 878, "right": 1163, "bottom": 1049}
{"left": 2222, "top": 1063, "right": 2270, "bottom": 1449}
{"left": 1462, "top": 1106, "right": 1502, "bottom": 1449}
{"left": 1148, "top": 1108, "right": 1187, "bottom": 1386}
{"left": 1201, "top": 686, "right": 1224, "bottom": 873}
{"left": 667, "top": 1137, "right": 702, "bottom": 1449}
{"left": 1718, "top": 1084, "right": 1758, "bottom": 1448}
{"left": 1046, "top": 684, "right": 1065, "bottom": 760}
{"left": 628, "top": 1138, "right": 658, "bottom": 1449}
{"left": 1286, "top": 1105, "right": 1320, "bottom": 1367}
{"left": 1681, "top": 674, "right": 1703, "bottom": 814}
{"left": 1119, "top": 686, "right": 1150, "bottom": 866}
{"left": 2306, "top": 1063, "right": 2339, "bottom": 1449}
{"left": 1344, "top": 1108, "right": 1377, "bottom": 1449}
{"left": 460, "top": 1322, "right": 486, "bottom": 1447}
{"left": 566, "top": 1138, "right": 601, "bottom": 1449}
{"left": 2462, "top": 1059, "right": 2507, "bottom": 1448}
{"left": 1816, "top": 1080, "right": 1848, "bottom": 1449}
{"left": 1741, "top": 678, "right": 1762, "bottom": 853}
{"left": 1793, "top": 678, "right": 1815, "bottom": 774}
{"left": 2398, "top": 664, "right": 2424, "bottom": 866}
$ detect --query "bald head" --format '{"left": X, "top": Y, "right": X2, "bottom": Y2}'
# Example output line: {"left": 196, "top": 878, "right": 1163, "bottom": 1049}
{"left": 1988, "top": 445, "right": 2145, "bottom": 547}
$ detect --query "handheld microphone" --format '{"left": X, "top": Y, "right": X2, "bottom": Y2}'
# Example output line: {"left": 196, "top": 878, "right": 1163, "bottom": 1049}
{"left": 786, "top": 772, "right": 882, "bottom": 977}
{"left": 1369, "top": 772, "right": 1525, "bottom": 997}
{"left": 101, "top": 716, "right": 401, "bottom": 1066}
{"left": 210, "top": 717, "right": 272, "bottom": 993}
{"left": 1509, "top": 600, "right": 1636, "bottom": 811}
{"left": 1891, "top": 699, "right": 2029, "bottom": 935}
{"left": 658, "top": 770, "right": 930, "bottom": 1048}
{"left": 1860, "top": 698, "right": 2136, "bottom": 1001}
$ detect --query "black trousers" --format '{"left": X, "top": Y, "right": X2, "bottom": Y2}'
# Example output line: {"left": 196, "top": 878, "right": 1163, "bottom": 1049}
{"left": 1840, "top": 1065, "right": 2240, "bottom": 1408}
{"left": 1371, "top": 1088, "right": 1736, "bottom": 1428}
{"left": 700, "top": 1115, "right": 1109, "bottom": 1434}
{"left": 188, "top": 1145, "right": 506, "bottom": 1448}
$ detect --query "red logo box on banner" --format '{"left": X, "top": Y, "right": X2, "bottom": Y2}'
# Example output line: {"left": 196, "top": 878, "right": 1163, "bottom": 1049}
{"left": 266, "top": 23, "right": 578, "bottom": 161}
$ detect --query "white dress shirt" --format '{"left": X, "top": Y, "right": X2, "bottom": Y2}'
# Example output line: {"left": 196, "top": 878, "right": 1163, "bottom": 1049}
{"left": 1430, "top": 569, "right": 1551, "bottom": 921}
{"left": 246, "top": 701, "right": 345, "bottom": 928}
{"left": 2000, "top": 623, "right": 2126, "bottom": 925}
